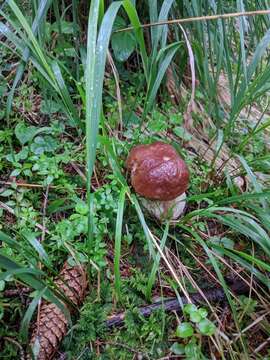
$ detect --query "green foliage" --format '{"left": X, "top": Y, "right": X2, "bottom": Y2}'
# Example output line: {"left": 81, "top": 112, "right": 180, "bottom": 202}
{"left": 67, "top": 277, "right": 171, "bottom": 359}
{"left": 176, "top": 322, "right": 194, "bottom": 338}
{"left": 111, "top": 16, "right": 137, "bottom": 62}
{"left": 172, "top": 304, "right": 216, "bottom": 359}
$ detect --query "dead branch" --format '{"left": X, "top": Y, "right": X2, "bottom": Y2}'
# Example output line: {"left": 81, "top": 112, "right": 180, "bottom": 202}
{"left": 106, "top": 278, "right": 250, "bottom": 328}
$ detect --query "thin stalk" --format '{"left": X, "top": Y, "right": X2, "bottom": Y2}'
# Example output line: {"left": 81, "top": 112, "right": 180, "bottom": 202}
{"left": 115, "top": 10, "right": 270, "bottom": 33}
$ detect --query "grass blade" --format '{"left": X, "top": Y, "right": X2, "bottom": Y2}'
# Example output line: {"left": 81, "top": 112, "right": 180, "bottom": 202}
{"left": 237, "top": 155, "right": 269, "bottom": 210}
{"left": 182, "top": 227, "right": 249, "bottom": 356}
{"left": 5, "top": 0, "right": 52, "bottom": 119}
{"left": 144, "top": 43, "right": 180, "bottom": 114}
{"left": 85, "top": 0, "right": 101, "bottom": 243}
{"left": 146, "top": 222, "right": 169, "bottom": 300}
{"left": 85, "top": 1, "right": 122, "bottom": 243}
{"left": 156, "top": 0, "right": 174, "bottom": 49}
{"left": 123, "top": 0, "right": 149, "bottom": 81}
{"left": 51, "top": 61, "right": 80, "bottom": 127}
{"left": 20, "top": 288, "right": 47, "bottom": 342}
{"left": 0, "top": 254, "right": 70, "bottom": 321}
{"left": 131, "top": 194, "right": 155, "bottom": 259}
{"left": 148, "top": 0, "right": 158, "bottom": 48}
{"left": 114, "top": 186, "right": 126, "bottom": 300}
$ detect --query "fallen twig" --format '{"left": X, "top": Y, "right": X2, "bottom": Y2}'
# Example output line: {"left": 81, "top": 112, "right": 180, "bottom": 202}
{"left": 115, "top": 10, "right": 270, "bottom": 33}
{"left": 3, "top": 337, "right": 25, "bottom": 360}
{"left": 3, "top": 287, "right": 31, "bottom": 297}
{"left": 106, "top": 278, "right": 250, "bottom": 328}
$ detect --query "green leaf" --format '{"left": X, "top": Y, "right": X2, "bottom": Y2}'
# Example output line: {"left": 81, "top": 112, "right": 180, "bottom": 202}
{"left": 170, "top": 342, "right": 185, "bottom": 355}
{"left": 122, "top": 0, "right": 148, "bottom": 81}
{"left": 190, "top": 310, "right": 202, "bottom": 323}
{"left": 112, "top": 31, "right": 136, "bottom": 62}
{"left": 0, "top": 280, "right": 5, "bottom": 291}
{"left": 0, "top": 305, "right": 3, "bottom": 320}
{"left": 112, "top": 15, "right": 126, "bottom": 30}
{"left": 183, "top": 303, "right": 197, "bottom": 315}
{"left": 75, "top": 202, "right": 88, "bottom": 216}
{"left": 30, "top": 135, "right": 58, "bottom": 154}
{"left": 40, "top": 100, "right": 61, "bottom": 114}
{"left": 198, "top": 308, "right": 208, "bottom": 319}
{"left": 9, "top": 169, "right": 21, "bottom": 179}
{"left": 51, "top": 20, "right": 78, "bottom": 34}
{"left": 15, "top": 123, "right": 51, "bottom": 145}
{"left": 197, "top": 319, "right": 216, "bottom": 336}
{"left": 15, "top": 123, "right": 38, "bottom": 145}
{"left": 210, "top": 236, "right": 235, "bottom": 250}
{"left": 173, "top": 126, "right": 192, "bottom": 141}
{"left": 176, "top": 322, "right": 194, "bottom": 338}
{"left": 22, "top": 231, "right": 52, "bottom": 267}
{"left": 185, "top": 340, "right": 200, "bottom": 358}
{"left": 0, "top": 189, "right": 14, "bottom": 197}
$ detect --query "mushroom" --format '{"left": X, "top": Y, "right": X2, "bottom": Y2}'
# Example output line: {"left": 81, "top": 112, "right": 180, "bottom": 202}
{"left": 126, "top": 141, "right": 189, "bottom": 221}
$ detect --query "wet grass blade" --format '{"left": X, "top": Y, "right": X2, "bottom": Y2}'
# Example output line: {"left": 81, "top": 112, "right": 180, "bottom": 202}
{"left": 114, "top": 186, "right": 126, "bottom": 301}
{"left": 146, "top": 222, "right": 169, "bottom": 300}
{"left": 85, "top": 0, "right": 100, "bottom": 244}
{"left": 211, "top": 213, "right": 270, "bottom": 256}
{"left": 123, "top": 0, "right": 148, "bottom": 81}
{"left": 131, "top": 195, "right": 155, "bottom": 259}
{"left": 236, "top": 0, "right": 248, "bottom": 86}
{"left": 144, "top": 43, "right": 180, "bottom": 114}
{"left": 156, "top": 0, "right": 174, "bottom": 49}
{"left": 210, "top": 245, "right": 270, "bottom": 287}
{"left": 217, "top": 191, "right": 270, "bottom": 205}
{"left": 85, "top": 1, "right": 122, "bottom": 243}
{"left": 51, "top": 61, "right": 80, "bottom": 127}
{"left": 230, "top": 249, "right": 270, "bottom": 273}
{"left": 5, "top": 0, "right": 52, "bottom": 119}
{"left": 238, "top": 155, "right": 269, "bottom": 210}
{"left": 0, "top": 21, "right": 25, "bottom": 52}
{"left": 0, "top": 231, "right": 55, "bottom": 272}
{"left": 7, "top": 0, "right": 53, "bottom": 76}
{"left": 20, "top": 288, "right": 47, "bottom": 342}
{"left": 148, "top": 0, "right": 158, "bottom": 48}
{"left": 230, "top": 27, "right": 270, "bottom": 123}
{"left": 2, "top": 2, "right": 80, "bottom": 126}
{"left": 22, "top": 231, "right": 52, "bottom": 268}
{"left": 0, "top": 254, "right": 70, "bottom": 321}
{"left": 182, "top": 227, "right": 249, "bottom": 356}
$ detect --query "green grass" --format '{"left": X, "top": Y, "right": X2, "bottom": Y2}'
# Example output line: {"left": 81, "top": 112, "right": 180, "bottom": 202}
{"left": 0, "top": 0, "right": 270, "bottom": 358}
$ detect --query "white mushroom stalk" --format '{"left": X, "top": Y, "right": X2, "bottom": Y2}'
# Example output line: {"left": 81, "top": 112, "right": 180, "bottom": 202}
{"left": 140, "top": 192, "right": 187, "bottom": 221}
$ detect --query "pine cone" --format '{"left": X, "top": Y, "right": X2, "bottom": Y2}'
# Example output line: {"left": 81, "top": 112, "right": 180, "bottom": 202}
{"left": 28, "top": 262, "right": 87, "bottom": 360}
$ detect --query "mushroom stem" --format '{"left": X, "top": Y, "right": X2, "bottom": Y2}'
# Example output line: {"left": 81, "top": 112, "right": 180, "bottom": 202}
{"left": 140, "top": 192, "right": 187, "bottom": 221}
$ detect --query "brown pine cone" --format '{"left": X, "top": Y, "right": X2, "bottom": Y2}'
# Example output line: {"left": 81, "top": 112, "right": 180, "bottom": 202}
{"left": 28, "top": 262, "right": 87, "bottom": 360}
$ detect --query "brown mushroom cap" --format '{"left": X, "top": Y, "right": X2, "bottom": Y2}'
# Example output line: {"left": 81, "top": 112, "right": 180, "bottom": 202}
{"left": 126, "top": 142, "right": 189, "bottom": 201}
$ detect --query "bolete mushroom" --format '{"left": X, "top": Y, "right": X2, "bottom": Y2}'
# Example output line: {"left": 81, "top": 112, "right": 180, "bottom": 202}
{"left": 126, "top": 141, "right": 189, "bottom": 220}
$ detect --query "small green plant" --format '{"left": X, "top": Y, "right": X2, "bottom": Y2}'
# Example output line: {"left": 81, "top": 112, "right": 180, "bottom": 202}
{"left": 170, "top": 304, "right": 216, "bottom": 359}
